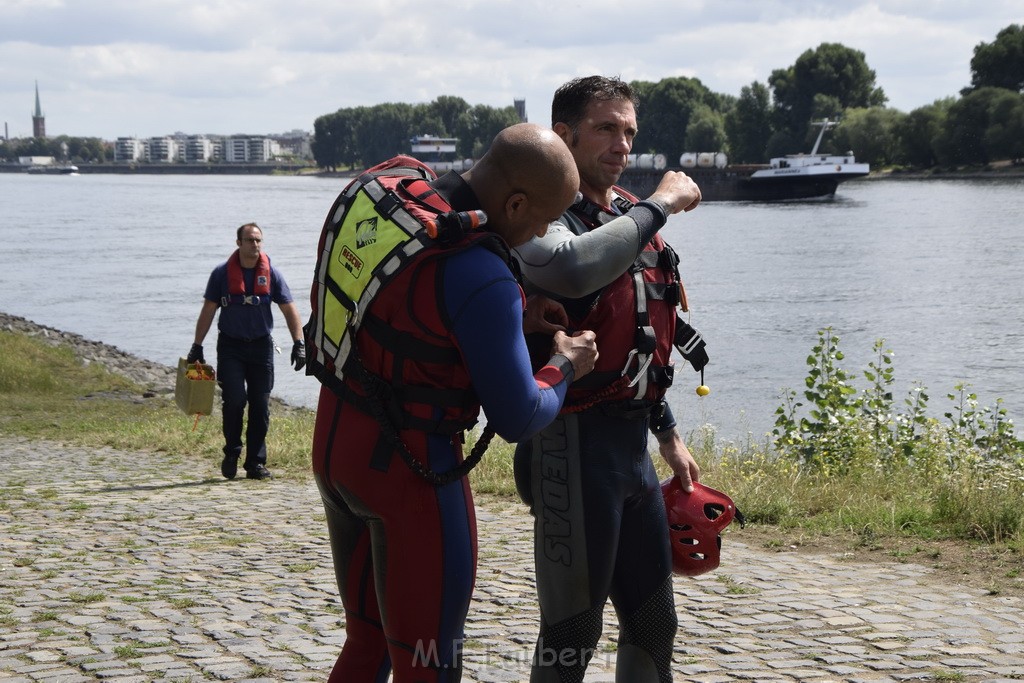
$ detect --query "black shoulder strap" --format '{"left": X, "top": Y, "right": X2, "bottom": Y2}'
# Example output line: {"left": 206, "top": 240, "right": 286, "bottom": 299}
{"left": 570, "top": 193, "right": 636, "bottom": 227}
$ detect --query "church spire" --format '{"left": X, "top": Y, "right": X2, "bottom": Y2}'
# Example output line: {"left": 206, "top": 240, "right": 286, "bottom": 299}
{"left": 32, "top": 81, "right": 46, "bottom": 138}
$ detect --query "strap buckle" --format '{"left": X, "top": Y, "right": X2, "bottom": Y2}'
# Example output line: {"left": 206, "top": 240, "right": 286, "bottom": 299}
{"left": 621, "top": 349, "right": 654, "bottom": 388}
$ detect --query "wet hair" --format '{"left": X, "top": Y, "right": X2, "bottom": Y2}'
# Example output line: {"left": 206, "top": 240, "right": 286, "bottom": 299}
{"left": 236, "top": 222, "right": 262, "bottom": 241}
{"left": 551, "top": 76, "right": 639, "bottom": 144}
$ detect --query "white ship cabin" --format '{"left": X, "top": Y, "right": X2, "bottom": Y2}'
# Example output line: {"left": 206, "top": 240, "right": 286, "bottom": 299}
{"left": 411, "top": 135, "right": 473, "bottom": 172}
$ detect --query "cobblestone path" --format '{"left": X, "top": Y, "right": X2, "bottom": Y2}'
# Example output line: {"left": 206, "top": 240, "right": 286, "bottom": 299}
{"left": 1, "top": 437, "right": 1022, "bottom": 682}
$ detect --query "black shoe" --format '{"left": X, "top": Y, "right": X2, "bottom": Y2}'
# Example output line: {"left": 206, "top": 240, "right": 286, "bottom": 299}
{"left": 221, "top": 453, "right": 239, "bottom": 480}
{"left": 246, "top": 464, "right": 273, "bottom": 480}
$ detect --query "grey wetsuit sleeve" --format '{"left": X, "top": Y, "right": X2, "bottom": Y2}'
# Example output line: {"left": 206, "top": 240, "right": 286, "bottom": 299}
{"left": 512, "top": 201, "right": 667, "bottom": 299}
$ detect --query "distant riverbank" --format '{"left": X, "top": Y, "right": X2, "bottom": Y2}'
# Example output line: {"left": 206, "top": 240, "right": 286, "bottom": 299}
{"left": 3, "top": 159, "right": 1021, "bottom": 179}
{"left": 866, "top": 160, "right": 1024, "bottom": 180}
{"left": 0, "top": 162, "right": 320, "bottom": 175}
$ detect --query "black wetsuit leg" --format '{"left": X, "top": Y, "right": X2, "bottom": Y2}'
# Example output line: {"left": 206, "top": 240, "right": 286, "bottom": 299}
{"left": 514, "top": 411, "right": 677, "bottom": 683}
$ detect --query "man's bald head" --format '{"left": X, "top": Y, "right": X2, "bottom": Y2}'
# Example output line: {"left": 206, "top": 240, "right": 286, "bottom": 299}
{"left": 464, "top": 123, "right": 580, "bottom": 247}
{"left": 484, "top": 123, "right": 579, "bottom": 195}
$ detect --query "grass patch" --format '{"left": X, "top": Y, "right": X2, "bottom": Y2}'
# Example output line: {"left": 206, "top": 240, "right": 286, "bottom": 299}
{"left": 716, "top": 574, "right": 760, "bottom": 595}
{"left": 0, "top": 329, "right": 314, "bottom": 479}
{"left": 2, "top": 324, "right": 1022, "bottom": 596}
{"left": 113, "top": 643, "right": 142, "bottom": 659}
{"left": 168, "top": 597, "right": 198, "bottom": 609}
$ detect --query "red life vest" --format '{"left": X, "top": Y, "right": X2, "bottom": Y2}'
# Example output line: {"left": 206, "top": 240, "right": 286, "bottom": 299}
{"left": 306, "top": 156, "right": 514, "bottom": 437}
{"left": 352, "top": 232, "right": 507, "bottom": 435}
{"left": 221, "top": 250, "right": 271, "bottom": 307}
{"left": 563, "top": 187, "right": 685, "bottom": 407}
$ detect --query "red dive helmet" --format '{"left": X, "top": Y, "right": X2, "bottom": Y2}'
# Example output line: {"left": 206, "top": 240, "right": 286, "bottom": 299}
{"left": 661, "top": 478, "right": 740, "bottom": 576}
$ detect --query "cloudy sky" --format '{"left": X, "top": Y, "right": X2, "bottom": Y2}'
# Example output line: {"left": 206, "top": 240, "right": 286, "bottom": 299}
{"left": 1, "top": 0, "right": 1020, "bottom": 141}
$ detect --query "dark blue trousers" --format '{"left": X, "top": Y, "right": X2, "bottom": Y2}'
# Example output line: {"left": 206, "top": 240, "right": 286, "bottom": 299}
{"left": 216, "top": 333, "right": 274, "bottom": 469}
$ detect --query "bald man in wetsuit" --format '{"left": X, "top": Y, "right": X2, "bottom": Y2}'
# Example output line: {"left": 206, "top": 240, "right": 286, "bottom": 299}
{"left": 311, "top": 123, "right": 599, "bottom": 683}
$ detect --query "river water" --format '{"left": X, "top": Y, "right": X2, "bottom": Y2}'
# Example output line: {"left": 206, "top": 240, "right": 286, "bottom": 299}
{"left": 2, "top": 172, "right": 1021, "bottom": 443}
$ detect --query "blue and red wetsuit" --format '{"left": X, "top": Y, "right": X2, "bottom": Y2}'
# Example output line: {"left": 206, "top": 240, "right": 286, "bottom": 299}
{"left": 312, "top": 172, "right": 575, "bottom": 683}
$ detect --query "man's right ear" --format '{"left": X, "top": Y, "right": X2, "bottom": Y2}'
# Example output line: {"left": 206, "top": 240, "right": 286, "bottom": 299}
{"left": 504, "top": 191, "right": 528, "bottom": 219}
{"left": 552, "top": 122, "right": 573, "bottom": 146}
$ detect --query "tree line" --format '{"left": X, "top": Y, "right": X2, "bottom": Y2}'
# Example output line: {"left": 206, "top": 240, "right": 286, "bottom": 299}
{"left": 311, "top": 23, "right": 1023, "bottom": 172}
{"left": 310, "top": 96, "right": 522, "bottom": 172}
{"left": 0, "top": 135, "right": 108, "bottom": 164}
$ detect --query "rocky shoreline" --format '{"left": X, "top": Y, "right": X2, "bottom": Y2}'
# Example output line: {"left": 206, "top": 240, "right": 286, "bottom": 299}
{"left": 2, "top": 311, "right": 177, "bottom": 394}
{"left": 1, "top": 311, "right": 313, "bottom": 416}
{"left": 2, "top": 311, "right": 311, "bottom": 412}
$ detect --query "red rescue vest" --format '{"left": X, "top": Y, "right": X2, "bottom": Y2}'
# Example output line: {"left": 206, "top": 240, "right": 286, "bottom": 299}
{"left": 306, "top": 156, "right": 514, "bottom": 437}
{"left": 221, "top": 250, "right": 271, "bottom": 307}
{"left": 563, "top": 188, "right": 685, "bottom": 407}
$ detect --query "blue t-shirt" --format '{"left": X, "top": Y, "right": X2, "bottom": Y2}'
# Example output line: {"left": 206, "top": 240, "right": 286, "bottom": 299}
{"left": 204, "top": 259, "right": 293, "bottom": 340}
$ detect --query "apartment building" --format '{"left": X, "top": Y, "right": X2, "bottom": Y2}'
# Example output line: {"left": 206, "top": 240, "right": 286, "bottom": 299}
{"left": 114, "top": 137, "right": 144, "bottom": 162}
{"left": 223, "top": 136, "right": 279, "bottom": 163}
{"left": 147, "top": 137, "right": 178, "bottom": 163}
{"left": 183, "top": 135, "right": 214, "bottom": 163}
{"left": 107, "top": 133, "right": 297, "bottom": 164}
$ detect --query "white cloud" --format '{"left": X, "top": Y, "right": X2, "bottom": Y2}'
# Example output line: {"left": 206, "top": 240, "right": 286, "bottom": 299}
{"left": 1, "top": 0, "right": 1020, "bottom": 139}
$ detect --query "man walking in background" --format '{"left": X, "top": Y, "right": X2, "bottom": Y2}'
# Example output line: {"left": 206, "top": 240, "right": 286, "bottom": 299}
{"left": 187, "top": 222, "right": 306, "bottom": 480}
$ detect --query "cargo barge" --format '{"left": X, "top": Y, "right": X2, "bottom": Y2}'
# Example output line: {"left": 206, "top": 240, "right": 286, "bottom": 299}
{"left": 618, "top": 120, "right": 870, "bottom": 202}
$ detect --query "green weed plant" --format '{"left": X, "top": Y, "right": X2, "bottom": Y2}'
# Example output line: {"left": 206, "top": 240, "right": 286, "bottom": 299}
{"left": 767, "top": 327, "right": 1023, "bottom": 543}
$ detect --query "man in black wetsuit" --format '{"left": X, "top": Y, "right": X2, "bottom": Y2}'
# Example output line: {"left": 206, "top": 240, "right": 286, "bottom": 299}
{"left": 512, "top": 75, "right": 704, "bottom": 682}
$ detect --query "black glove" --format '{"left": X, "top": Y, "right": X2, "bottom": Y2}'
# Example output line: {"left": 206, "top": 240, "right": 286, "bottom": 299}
{"left": 291, "top": 340, "right": 306, "bottom": 371}
{"left": 186, "top": 343, "right": 205, "bottom": 364}
{"left": 674, "top": 319, "right": 709, "bottom": 372}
